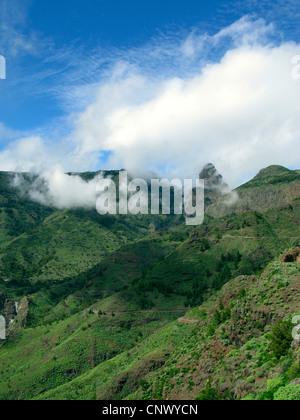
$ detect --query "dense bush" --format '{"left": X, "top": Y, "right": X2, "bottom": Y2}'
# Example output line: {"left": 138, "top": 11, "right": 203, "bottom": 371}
{"left": 196, "top": 379, "right": 221, "bottom": 401}
{"left": 269, "top": 320, "right": 293, "bottom": 360}
{"left": 274, "top": 384, "right": 300, "bottom": 400}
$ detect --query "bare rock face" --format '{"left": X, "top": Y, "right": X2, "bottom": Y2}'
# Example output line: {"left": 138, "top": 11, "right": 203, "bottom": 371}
{"left": 6, "top": 297, "right": 29, "bottom": 338}
{"left": 198, "top": 163, "right": 232, "bottom": 211}
{"left": 0, "top": 292, "right": 29, "bottom": 341}
{"left": 283, "top": 251, "right": 300, "bottom": 263}
{"left": 205, "top": 165, "right": 300, "bottom": 217}
{"left": 0, "top": 293, "right": 16, "bottom": 323}
{"left": 4, "top": 300, "right": 16, "bottom": 323}
{"left": 199, "top": 163, "right": 229, "bottom": 193}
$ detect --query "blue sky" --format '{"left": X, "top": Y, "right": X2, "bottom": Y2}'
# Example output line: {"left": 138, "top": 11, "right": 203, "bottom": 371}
{"left": 1, "top": 0, "right": 299, "bottom": 131}
{"left": 0, "top": 0, "right": 300, "bottom": 187}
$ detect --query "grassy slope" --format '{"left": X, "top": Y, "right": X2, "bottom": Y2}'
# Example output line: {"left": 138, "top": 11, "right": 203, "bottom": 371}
{"left": 207, "top": 166, "right": 300, "bottom": 217}
{"left": 30, "top": 258, "right": 300, "bottom": 401}
{"left": 0, "top": 299, "right": 184, "bottom": 400}
{"left": 131, "top": 200, "right": 300, "bottom": 306}
{"left": 0, "top": 202, "right": 299, "bottom": 400}
{"left": 0, "top": 166, "right": 299, "bottom": 400}
{"left": 34, "top": 320, "right": 195, "bottom": 400}
{"left": 0, "top": 172, "right": 53, "bottom": 245}
{"left": 23, "top": 200, "right": 300, "bottom": 326}
{"left": 128, "top": 259, "right": 300, "bottom": 401}
{"left": 239, "top": 165, "right": 300, "bottom": 188}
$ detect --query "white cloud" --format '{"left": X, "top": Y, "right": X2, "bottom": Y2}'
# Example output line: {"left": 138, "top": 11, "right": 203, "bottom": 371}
{"left": 0, "top": 136, "right": 49, "bottom": 172}
{"left": 70, "top": 39, "right": 300, "bottom": 186}
{"left": 0, "top": 0, "right": 39, "bottom": 57}
{"left": 13, "top": 165, "right": 104, "bottom": 209}
{"left": 214, "top": 16, "right": 275, "bottom": 46}
{"left": 0, "top": 16, "right": 300, "bottom": 193}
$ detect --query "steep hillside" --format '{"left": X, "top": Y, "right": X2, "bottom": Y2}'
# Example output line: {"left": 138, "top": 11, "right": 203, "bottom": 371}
{"left": 129, "top": 256, "right": 300, "bottom": 401}
{"left": 26, "top": 256, "right": 300, "bottom": 401}
{"left": 0, "top": 165, "right": 299, "bottom": 400}
{"left": 0, "top": 210, "right": 158, "bottom": 283}
{"left": 0, "top": 170, "right": 183, "bottom": 284}
{"left": 0, "top": 172, "right": 54, "bottom": 245}
{"left": 207, "top": 166, "right": 300, "bottom": 217}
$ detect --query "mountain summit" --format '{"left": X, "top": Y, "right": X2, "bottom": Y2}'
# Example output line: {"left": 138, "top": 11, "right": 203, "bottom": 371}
{"left": 199, "top": 163, "right": 229, "bottom": 192}
{"left": 206, "top": 165, "right": 300, "bottom": 217}
{"left": 198, "top": 163, "right": 232, "bottom": 210}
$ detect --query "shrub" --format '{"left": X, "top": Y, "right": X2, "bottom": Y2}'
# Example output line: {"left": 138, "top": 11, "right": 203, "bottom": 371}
{"left": 196, "top": 379, "right": 221, "bottom": 401}
{"left": 286, "top": 362, "right": 300, "bottom": 380}
{"left": 269, "top": 320, "right": 293, "bottom": 359}
{"left": 274, "top": 384, "right": 300, "bottom": 400}
{"left": 267, "top": 375, "right": 285, "bottom": 392}
{"left": 243, "top": 393, "right": 256, "bottom": 400}
{"left": 258, "top": 375, "right": 285, "bottom": 400}
{"left": 237, "top": 288, "right": 247, "bottom": 300}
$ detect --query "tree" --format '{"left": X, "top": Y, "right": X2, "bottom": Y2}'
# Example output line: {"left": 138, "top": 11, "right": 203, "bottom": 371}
{"left": 196, "top": 379, "right": 221, "bottom": 400}
{"left": 213, "top": 310, "right": 222, "bottom": 325}
{"left": 269, "top": 320, "right": 293, "bottom": 360}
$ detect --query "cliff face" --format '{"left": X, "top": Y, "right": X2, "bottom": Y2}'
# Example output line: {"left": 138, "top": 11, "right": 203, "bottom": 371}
{"left": 0, "top": 293, "right": 28, "bottom": 339}
{"left": 0, "top": 293, "right": 16, "bottom": 323}
{"left": 199, "top": 163, "right": 229, "bottom": 193}
{"left": 205, "top": 165, "right": 300, "bottom": 217}
{"left": 196, "top": 163, "right": 233, "bottom": 211}
{"left": 6, "top": 297, "right": 29, "bottom": 338}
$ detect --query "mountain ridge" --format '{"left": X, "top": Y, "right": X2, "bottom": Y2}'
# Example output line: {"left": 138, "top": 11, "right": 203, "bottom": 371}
{"left": 206, "top": 165, "right": 300, "bottom": 217}
{"left": 0, "top": 163, "right": 299, "bottom": 400}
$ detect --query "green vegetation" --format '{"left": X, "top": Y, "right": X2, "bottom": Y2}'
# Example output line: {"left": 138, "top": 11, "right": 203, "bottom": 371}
{"left": 196, "top": 379, "right": 221, "bottom": 400}
{"left": 0, "top": 165, "right": 300, "bottom": 400}
{"left": 274, "top": 384, "right": 300, "bottom": 400}
{"left": 269, "top": 320, "right": 294, "bottom": 360}
{"left": 239, "top": 165, "right": 300, "bottom": 189}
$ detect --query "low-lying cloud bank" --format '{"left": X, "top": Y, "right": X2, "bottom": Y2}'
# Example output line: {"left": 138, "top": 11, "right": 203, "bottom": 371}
{"left": 13, "top": 165, "right": 239, "bottom": 212}
{"left": 13, "top": 166, "right": 104, "bottom": 209}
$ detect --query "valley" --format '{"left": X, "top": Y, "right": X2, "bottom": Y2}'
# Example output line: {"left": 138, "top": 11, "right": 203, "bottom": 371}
{"left": 0, "top": 165, "right": 299, "bottom": 400}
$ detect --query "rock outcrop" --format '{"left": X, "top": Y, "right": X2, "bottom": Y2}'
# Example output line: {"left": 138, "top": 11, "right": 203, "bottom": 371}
{"left": 206, "top": 165, "right": 300, "bottom": 217}
{"left": 0, "top": 293, "right": 17, "bottom": 324}
{"left": 198, "top": 163, "right": 236, "bottom": 211}
{"left": 199, "top": 163, "right": 229, "bottom": 194}
{"left": 0, "top": 293, "right": 29, "bottom": 340}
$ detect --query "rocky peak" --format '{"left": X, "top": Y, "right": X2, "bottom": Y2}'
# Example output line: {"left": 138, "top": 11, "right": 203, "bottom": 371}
{"left": 199, "top": 163, "right": 229, "bottom": 192}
